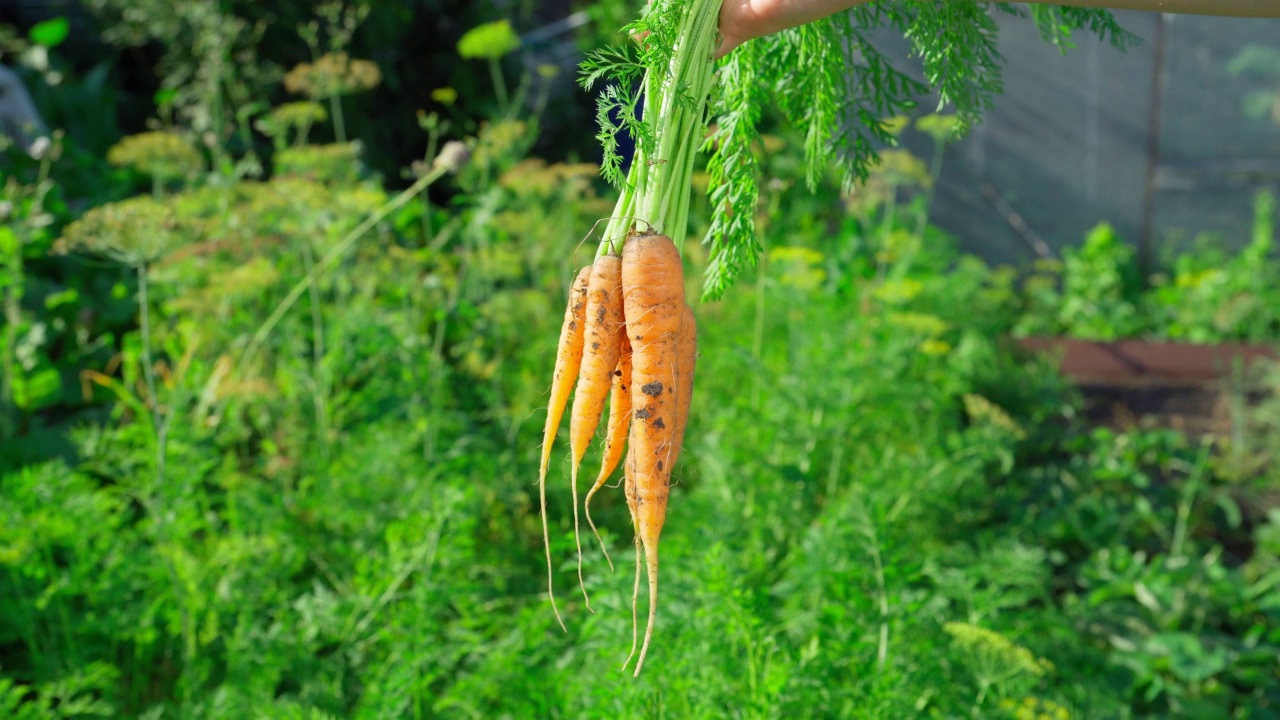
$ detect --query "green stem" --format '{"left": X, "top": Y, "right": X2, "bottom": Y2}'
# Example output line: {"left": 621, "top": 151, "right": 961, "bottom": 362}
{"left": 422, "top": 126, "right": 441, "bottom": 246}
{"left": 489, "top": 58, "right": 510, "bottom": 113}
{"left": 598, "top": 0, "right": 723, "bottom": 252}
{"left": 329, "top": 93, "right": 347, "bottom": 144}
{"left": 1, "top": 237, "right": 21, "bottom": 438}
{"left": 972, "top": 683, "right": 988, "bottom": 719}
{"left": 137, "top": 263, "right": 166, "bottom": 487}
{"left": 298, "top": 238, "right": 332, "bottom": 466}
{"left": 233, "top": 164, "right": 447, "bottom": 382}
{"left": 914, "top": 136, "right": 948, "bottom": 243}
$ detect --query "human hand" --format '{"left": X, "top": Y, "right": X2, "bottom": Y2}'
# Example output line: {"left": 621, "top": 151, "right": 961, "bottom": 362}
{"left": 715, "top": 0, "right": 869, "bottom": 58}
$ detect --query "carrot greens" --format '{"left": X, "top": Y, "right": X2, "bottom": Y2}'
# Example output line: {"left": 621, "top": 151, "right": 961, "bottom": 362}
{"left": 580, "top": 0, "right": 1136, "bottom": 299}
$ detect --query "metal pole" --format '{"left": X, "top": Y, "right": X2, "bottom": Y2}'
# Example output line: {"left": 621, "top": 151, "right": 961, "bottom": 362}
{"left": 990, "top": 0, "right": 1280, "bottom": 18}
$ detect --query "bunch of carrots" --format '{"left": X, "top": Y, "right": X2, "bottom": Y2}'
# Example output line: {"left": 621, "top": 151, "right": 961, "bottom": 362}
{"left": 537, "top": 229, "right": 697, "bottom": 677}
{"left": 534, "top": 0, "right": 719, "bottom": 678}
{"left": 532, "top": 0, "right": 1135, "bottom": 681}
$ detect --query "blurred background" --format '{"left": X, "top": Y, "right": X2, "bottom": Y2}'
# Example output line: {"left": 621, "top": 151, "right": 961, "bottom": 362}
{"left": 1, "top": 2, "right": 1278, "bottom": 718}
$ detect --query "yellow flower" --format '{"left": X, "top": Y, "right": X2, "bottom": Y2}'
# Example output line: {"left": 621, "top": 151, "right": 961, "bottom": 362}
{"left": 874, "top": 149, "right": 933, "bottom": 189}
{"left": 431, "top": 87, "right": 459, "bottom": 106}
{"left": 880, "top": 115, "right": 911, "bottom": 137}
{"left": 887, "top": 311, "right": 949, "bottom": 337}
{"left": 255, "top": 102, "right": 328, "bottom": 143}
{"left": 915, "top": 113, "right": 960, "bottom": 142}
{"left": 872, "top": 277, "right": 923, "bottom": 305}
{"left": 944, "top": 621, "right": 1054, "bottom": 680}
{"left": 498, "top": 159, "right": 600, "bottom": 200}
{"left": 284, "top": 52, "right": 381, "bottom": 99}
{"left": 54, "top": 196, "right": 196, "bottom": 265}
{"left": 920, "top": 339, "right": 952, "bottom": 356}
{"left": 271, "top": 101, "right": 327, "bottom": 127}
{"left": 844, "top": 149, "right": 932, "bottom": 215}
{"left": 999, "top": 696, "right": 1072, "bottom": 720}
{"left": 768, "top": 246, "right": 827, "bottom": 292}
{"left": 106, "top": 131, "right": 203, "bottom": 180}
{"left": 274, "top": 142, "right": 364, "bottom": 185}
{"left": 457, "top": 20, "right": 520, "bottom": 61}
{"left": 468, "top": 119, "right": 529, "bottom": 173}
{"left": 962, "top": 394, "right": 1027, "bottom": 439}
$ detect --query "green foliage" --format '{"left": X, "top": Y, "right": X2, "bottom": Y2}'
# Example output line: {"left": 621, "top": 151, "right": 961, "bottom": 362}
{"left": 1015, "top": 191, "right": 1280, "bottom": 343}
{"left": 583, "top": 1, "right": 1133, "bottom": 299}
{"left": 1227, "top": 45, "right": 1280, "bottom": 125}
{"left": 3, "top": 5, "right": 1277, "bottom": 719}
{"left": 1059, "top": 222, "right": 1147, "bottom": 340}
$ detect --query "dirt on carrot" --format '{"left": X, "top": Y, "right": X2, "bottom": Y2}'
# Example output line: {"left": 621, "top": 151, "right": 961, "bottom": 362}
{"left": 620, "top": 232, "right": 686, "bottom": 676}
{"left": 567, "top": 253, "right": 625, "bottom": 609}
{"left": 584, "top": 332, "right": 632, "bottom": 572}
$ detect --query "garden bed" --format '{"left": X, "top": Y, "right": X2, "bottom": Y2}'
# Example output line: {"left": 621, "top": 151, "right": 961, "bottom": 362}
{"left": 1017, "top": 336, "right": 1278, "bottom": 438}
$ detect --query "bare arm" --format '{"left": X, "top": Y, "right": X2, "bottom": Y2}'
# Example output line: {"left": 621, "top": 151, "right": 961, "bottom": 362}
{"left": 717, "top": 1, "right": 868, "bottom": 58}
{"left": 716, "top": 0, "right": 1280, "bottom": 58}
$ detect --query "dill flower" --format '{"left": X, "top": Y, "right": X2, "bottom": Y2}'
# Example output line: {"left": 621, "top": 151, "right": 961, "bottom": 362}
{"left": 873, "top": 149, "right": 934, "bottom": 189}
{"left": 887, "top": 311, "right": 949, "bottom": 337}
{"left": 256, "top": 101, "right": 328, "bottom": 144}
{"left": 430, "top": 87, "right": 459, "bottom": 106}
{"left": 845, "top": 149, "right": 932, "bottom": 216}
{"left": 915, "top": 113, "right": 960, "bottom": 143}
{"left": 463, "top": 120, "right": 528, "bottom": 179}
{"left": 944, "top": 621, "right": 1054, "bottom": 684}
{"left": 999, "top": 696, "right": 1072, "bottom": 720}
{"left": 274, "top": 142, "right": 363, "bottom": 185}
{"left": 768, "top": 246, "right": 827, "bottom": 292}
{"left": 498, "top": 160, "right": 599, "bottom": 199}
{"left": 456, "top": 19, "right": 520, "bottom": 61}
{"left": 920, "top": 339, "right": 953, "bottom": 356}
{"left": 880, "top": 115, "right": 911, "bottom": 137}
{"left": 107, "top": 131, "right": 203, "bottom": 181}
{"left": 871, "top": 277, "right": 924, "bottom": 305}
{"left": 963, "top": 394, "right": 1027, "bottom": 439}
{"left": 284, "top": 52, "right": 381, "bottom": 100}
{"left": 53, "top": 196, "right": 195, "bottom": 265}
{"left": 271, "top": 101, "right": 328, "bottom": 128}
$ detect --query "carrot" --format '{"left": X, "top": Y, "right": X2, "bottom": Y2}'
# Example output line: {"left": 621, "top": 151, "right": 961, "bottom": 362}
{"left": 583, "top": 332, "right": 632, "bottom": 572}
{"left": 671, "top": 304, "right": 697, "bottom": 467}
{"left": 620, "top": 232, "right": 686, "bottom": 676}
{"left": 567, "top": 253, "right": 625, "bottom": 609}
{"left": 623, "top": 305, "right": 695, "bottom": 675}
{"left": 538, "top": 264, "right": 592, "bottom": 632}
{"left": 621, "top": 448, "right": 642, "bottom": 671}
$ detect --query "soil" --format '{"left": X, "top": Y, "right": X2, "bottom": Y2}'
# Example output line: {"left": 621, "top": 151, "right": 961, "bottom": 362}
{"left": 1076, "top": 379, "right": 1249, "bottom": 440}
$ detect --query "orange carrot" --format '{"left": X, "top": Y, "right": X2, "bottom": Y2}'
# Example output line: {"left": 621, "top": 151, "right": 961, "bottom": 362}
{"left": 584, "top": 332, "right": 632, "bottom": 572}
{"left": 621, "top": 448, "right": 642, "bottom": 671}
{"left": 538, "top": 265, "right": 591, "bottom": 632}
{"left": 670, "top": 304, "right": 697, "bottom": 467}
{"left": 620, "top": 232, "right": 686, "bottom": 676}
{"left": 567, "top": 253, "right": 625, "bottom": 609}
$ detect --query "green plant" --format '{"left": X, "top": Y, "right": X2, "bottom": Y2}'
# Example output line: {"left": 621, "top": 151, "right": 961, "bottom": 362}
{"left": 1227, "top": 45, "right": 1280, "bottom": 126}
{"left": 85, "top": 0, "right": 274, "bottom": 174}
{"left": 581, "top": 1, "right": 1135, "bottom": 299}
{"left": 1015, "top": 190, "right": 1280, "bottom": 344}
{"left": 0, "top": 135, "right": 62, "bottom": 440}
{"left": 456, "top": 19, "right": 521, "bottom": 114}
{"left": 1058, "top": 222, "right": 1147, "bottom": 340}
{"left": 8, "top": 3, "right": 1280, "bottom": 717}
